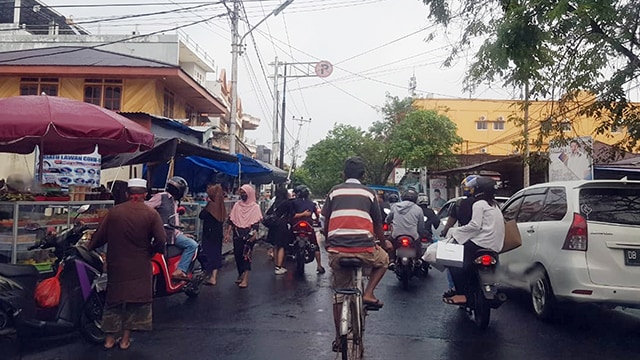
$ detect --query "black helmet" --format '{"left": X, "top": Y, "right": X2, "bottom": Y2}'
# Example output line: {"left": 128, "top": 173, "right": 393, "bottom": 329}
{"left": 294, "top": 185, "right": 310, "bottom": 199}
{"left": 166, "top": 176, "right": 189, "bottom": 201}
{"left": 417, "top": 194, "right": 429, "bottom": 207}
{"left": 388, "top": 193, "right": 400, "bottom": 203}
{"left": 401, "top": 189, "right": 419, "bottom": 203}
{"left": 471, "top": 176, "right": 497, "bottom": 199}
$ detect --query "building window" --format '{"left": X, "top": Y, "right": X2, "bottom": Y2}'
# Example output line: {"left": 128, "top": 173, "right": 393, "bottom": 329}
{"left": 493, "top": 121, "right": 505, "bottom": 130}
{"left": 163, "top": 89, "right": 175, "bottom": 118}
{"left": 83, "top": 79, "right": 122, "bottom": 111}
{"left": 476, "top": 121, "right": 488, "bottom": 130}
{"left": 561, "top": 119, "right": 571, "bottom": 132}
{"left": 20, "top": 77, "right": 59, "bottom": 96}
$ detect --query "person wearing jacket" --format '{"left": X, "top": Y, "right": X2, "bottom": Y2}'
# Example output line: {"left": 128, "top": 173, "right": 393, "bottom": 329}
{"left": 385, "top": 189, "right": 425, "bottom": 269}
{"left": 87, "top": 178, "right": 166, "bottom": 350}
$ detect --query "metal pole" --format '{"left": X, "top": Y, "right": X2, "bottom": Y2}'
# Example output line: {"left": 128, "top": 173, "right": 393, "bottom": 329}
{"left": 228, "top": 0, "right": 240, "bottom": 154}
{"left": 523, "top": 81, "right": 530, "bottom": 187}
{"left": 271, "top": 57, "right": 280, "bottom": 165}
{"left": 279, "top": 64, "right": 288, "bottom": 169}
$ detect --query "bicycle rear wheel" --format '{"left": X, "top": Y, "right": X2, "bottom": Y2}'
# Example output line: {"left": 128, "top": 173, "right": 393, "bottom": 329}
{"left": 340, "top": 299, "right": 364, "bottom": 360}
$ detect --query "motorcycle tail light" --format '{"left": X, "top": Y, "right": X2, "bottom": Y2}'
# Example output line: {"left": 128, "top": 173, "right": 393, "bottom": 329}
{"left": 383, "top": 223, "right": 389, "bottom": 232}
{"left": 474, "top": 254, "right": 496, "bottom": 266}
{"left": 421, "top": 237, "right": 429, "bottom": 243}
{"left": 298, "top": 222, "right": 308, "bottom": 228}
{"left": 400, "top": 237, "right": 411, "bottom": 247}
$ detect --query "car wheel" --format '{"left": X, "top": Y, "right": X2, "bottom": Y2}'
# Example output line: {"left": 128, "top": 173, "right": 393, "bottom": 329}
{"left": 530, "top": 268, "right": 555, "bottom": 321}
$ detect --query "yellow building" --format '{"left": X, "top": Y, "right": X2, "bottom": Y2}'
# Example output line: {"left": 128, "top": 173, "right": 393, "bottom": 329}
{"left": 414, "top": 96, "right": 628, "bottom": 155}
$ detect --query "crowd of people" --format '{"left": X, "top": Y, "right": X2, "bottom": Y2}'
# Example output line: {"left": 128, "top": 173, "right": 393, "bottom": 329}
{"left": 87, "top": 156, "right": 504, "bottom": 352}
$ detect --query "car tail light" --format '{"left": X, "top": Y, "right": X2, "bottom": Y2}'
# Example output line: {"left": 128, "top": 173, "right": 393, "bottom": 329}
{"left": 400, "top": 237, "right": 411, "bottom": 247}
{"left": 474, "top": 254, "right": 496, "bottom": 266}
{"left": 562, "top": 213, "right": 588, "bottom": 251}
{"left": 382, "top": 223, "right": 389, "bottom": 232}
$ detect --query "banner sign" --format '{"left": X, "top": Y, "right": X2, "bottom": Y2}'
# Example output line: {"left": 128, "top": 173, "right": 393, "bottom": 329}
{"left": 549, "top": 136, "right": 593, "bottom": 181}
{"left": 40, "top": 149, "right": 101, "bottom": 187}
{"left": 429, "top": 177, "right": 448, "bottom": 210}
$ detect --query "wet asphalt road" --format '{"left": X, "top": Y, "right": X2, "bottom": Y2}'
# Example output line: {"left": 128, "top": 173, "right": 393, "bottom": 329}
{"left": 2, "top": 239, "right": 640, "bottom": 360}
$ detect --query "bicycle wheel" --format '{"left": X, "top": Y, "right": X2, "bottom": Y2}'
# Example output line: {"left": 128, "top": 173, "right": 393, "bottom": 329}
{"left": 351, "top": 300, "right": 365, "bottom": 359}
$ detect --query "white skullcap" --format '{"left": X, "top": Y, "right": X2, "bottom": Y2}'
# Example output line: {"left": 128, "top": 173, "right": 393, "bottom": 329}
{"left": 128, "top": 178, "right": 147, "bottom": 188}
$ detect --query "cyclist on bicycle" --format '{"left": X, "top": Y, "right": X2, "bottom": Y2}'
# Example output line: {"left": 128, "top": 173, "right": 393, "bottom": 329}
{"left": 321, "top": 156, "right": 391, "bottom": 352}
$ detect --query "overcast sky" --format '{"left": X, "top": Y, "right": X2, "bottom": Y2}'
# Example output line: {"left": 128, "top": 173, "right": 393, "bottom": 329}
{"left": 44, "top": 0, "right": 517, "bottom": 163}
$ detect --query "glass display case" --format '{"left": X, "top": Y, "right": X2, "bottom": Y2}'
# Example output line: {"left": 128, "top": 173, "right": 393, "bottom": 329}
{"left": 178, "top": 202, "right": 203, "bottom": 238}
{"left": 0, "top": 200, "right": 114, "bottom": 269}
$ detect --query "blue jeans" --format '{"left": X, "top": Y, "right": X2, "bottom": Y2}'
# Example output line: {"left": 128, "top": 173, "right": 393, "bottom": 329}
{"left": 175, "top": 233, "right": 198, "bottom": 273}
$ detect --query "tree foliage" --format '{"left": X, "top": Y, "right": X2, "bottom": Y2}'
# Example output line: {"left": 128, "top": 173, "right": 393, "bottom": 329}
{"left": 420, "top": 0, "right": 640, "bottom": 153}
{"left": 389, "top": 109, "right": 463, "bottom": 170}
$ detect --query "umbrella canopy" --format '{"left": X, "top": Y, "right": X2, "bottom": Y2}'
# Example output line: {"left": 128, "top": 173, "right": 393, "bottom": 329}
{"left": 0, "top": 96, "right": 154, "bottom": 155}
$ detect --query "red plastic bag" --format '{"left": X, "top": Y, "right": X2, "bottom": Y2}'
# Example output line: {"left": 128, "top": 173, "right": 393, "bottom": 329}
{"left": 35, "top": 264, "right": 63, "bottom": 308}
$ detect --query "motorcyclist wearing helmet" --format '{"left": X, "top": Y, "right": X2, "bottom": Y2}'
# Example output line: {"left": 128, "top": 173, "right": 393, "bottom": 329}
{"left": 388, "top": 193, "right": 400, "bottom": 204}
{"left": 416, "top": 196, "right": 439, "bottom": 242}
{"left": 443, "top": 176, "right": 505, "bottom": 305}
{"left": 291, "top": 185, "right": 326, "bottom": 274}
{"left": 146, "top": 176, "right": 199, "bottom": 280}
{"left": 385, "top": 189, "right": 426, "bottom": 268}
{"left": 441, "top": 175, "right": 477, "bottom": 238}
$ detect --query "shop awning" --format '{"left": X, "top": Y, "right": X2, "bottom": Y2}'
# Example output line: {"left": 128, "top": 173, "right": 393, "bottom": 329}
{"left": 101, "top": 137, "right": 237, "bottom": 169}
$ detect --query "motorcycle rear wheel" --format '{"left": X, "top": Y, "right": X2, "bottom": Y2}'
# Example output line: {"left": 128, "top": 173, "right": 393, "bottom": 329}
{"left": 295, "top": 251, "right": 305, "bottom": 275}
{"left": 472, "top": 289, "right": 491, "bottom": 330}
{"left": 184, "top": 260, "right": 204, "bottom": 298}
{"left": 80, "top": 290, "right": 106, "bottom": 344}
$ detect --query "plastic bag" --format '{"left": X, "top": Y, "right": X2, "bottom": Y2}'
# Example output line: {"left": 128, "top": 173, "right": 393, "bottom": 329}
{"left": 35, "top": 264, "right": 63, "bottom": 308}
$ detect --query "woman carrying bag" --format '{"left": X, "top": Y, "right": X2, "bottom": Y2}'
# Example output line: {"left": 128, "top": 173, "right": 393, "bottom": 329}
{"left": 265, "top": 186, "right": 294, "bottom": 275}
{"left": 225, "top": 184, "right": 263, "bottom": 288}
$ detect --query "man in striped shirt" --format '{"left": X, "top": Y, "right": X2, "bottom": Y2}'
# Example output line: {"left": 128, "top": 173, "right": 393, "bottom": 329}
{"left": 322, "top": 157, "right": 390, "bottom": 349}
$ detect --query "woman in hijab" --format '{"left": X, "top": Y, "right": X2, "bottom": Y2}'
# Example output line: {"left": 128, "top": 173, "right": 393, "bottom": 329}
{"left": 266, "top": 186, "right": 294, "bottom": 275}
{"left": 199, "top": 183, "right": 227, "bottom": 286}
{"left": 225, "top": 184, "right": 263, "bottom": 288}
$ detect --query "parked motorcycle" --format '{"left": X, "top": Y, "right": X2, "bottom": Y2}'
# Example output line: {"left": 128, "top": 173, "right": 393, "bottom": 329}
{"left": 0, "top": 205, "right": 106, "bottom": 343}
{"left": 288, "top": 220, "right": 316, "bottom": 275}
{"left": 152, "top": 216, "right": 206, "bottom": 298}
{"left": 460, "top": 249, "right": 507, "bottom": 329}
{"left": 392, "top": 235, "right": 428, "bottom": 290}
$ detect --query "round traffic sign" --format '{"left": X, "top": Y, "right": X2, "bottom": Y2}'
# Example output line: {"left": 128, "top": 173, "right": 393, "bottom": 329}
{"left": 315, "top": 60, "right": 333, "bottom": 78}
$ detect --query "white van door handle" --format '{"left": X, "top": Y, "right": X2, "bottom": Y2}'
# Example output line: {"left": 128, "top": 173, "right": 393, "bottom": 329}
{"left": 526, "top": 226, "right": 535, "bottom": 234}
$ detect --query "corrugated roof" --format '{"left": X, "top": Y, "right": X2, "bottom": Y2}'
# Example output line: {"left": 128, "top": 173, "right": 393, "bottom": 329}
{"left": 0, "top": 46, "right": 177, "bottom": 67}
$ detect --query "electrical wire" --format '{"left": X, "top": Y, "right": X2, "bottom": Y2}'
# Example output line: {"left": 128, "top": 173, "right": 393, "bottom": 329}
{"left": 0, "top": 13, "right": 228, "bottom": 64}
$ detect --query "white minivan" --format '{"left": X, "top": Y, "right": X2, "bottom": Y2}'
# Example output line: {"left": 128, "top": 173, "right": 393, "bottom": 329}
{"left": 499, "top": 180, "right": 640, "bottom": 320}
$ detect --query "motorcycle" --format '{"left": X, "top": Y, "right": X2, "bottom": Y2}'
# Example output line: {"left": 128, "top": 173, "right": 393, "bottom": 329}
{"left": 392, "top": 235, "right": 428, "bottom": 290}
{"left": 288, "top": 220, "right": 316, "bottom": 275}
{"left": 151, "top": 215, "right": 206, "bottom": 298}
{"left": 460, "top": 249, "right": 507, "bottom": 329}
{"left": 0, "top": 204, "right": 106, "bottom": 344}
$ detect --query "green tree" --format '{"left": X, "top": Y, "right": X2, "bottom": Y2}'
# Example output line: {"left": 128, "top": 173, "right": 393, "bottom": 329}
{"left": 420, "top": 0, "right": 640, "bottom": 152}
{"left": 389, "top": 109, "right": 463, "bottom": 170}
{"left": 299, "top": 124, "right": 365, "bottom": 196}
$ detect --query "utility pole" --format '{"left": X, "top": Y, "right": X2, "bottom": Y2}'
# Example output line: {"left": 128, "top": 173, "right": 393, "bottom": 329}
{"left": 288, "top": 116, "right": 311, "bottom": 179}
{"left": 227, "top": 0, "right": 294, "bottom": 155}
{"left": 271, "top": 57, "right": 280, "bottom": 166}
{"left": 279, "top": 64, "right": 288, "bottom": 168}
{"left": 523, "top": 81, "right": 530, "bottom": 187}
{"left": 228, "top": 0, "right": 240, "bottom": 154}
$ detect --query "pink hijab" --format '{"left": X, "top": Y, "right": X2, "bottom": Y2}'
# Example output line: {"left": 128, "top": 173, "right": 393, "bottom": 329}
{"left": 229, "top": 184, "right": 263, "bottom": 228}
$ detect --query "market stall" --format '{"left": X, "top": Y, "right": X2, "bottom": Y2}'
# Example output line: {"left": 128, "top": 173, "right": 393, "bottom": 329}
{"left": 0, "top": 95, "right": 155, "bottom": 267}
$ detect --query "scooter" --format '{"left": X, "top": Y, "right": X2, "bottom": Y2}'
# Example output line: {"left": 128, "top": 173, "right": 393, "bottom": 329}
{"left": 0, "top": 205, "right": 106, "bottom": 344}
{"left": 288, "top": 220, "right": 316, "bottom": 275}
{"left": 392, "top": 235, "right": 428, "bottom": 290}
{"left": 151, "top": 215, "right": 206, "bottom": 298}
{"left": 460, "top": 249, "right": 507, "bottom": 330}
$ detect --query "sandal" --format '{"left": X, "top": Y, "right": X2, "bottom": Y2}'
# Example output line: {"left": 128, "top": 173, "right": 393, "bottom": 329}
{"left": 363, "top": 299, "right": 384, "bottom": 309}
{"left": 103, "top": 339, "right": 117, "bottom": 349}
{"left": 332, "top": 339, "right": 341, "bottom": 352}
{"left": 442, "top": 289, "right": 457, "bottom": 298}
{"left": 119, "top": 341, "right": 131, "bottom": 350}
{"left": 442, "top": 295, "right": 467, "bottom": 305}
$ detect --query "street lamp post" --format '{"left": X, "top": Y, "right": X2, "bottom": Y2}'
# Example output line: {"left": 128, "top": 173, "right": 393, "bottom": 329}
{"left": 228, "top": 0, "right": 294, "bottom": 154}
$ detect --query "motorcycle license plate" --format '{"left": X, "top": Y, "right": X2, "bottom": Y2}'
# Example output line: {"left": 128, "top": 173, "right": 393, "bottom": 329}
{"left": 396, "top": 248, "right": 416, "bottom": 258}
{"left": 624, "top": 249, "right": 640, "bottom": 266}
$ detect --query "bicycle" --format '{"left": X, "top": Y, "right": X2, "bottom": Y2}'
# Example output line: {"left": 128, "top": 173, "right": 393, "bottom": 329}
{"left": 333, "top": 257, "right": 379, "bottom": 360}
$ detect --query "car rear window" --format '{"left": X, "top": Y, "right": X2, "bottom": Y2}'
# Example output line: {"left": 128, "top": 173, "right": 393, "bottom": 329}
{"left": 579, "top": 187, "right": 640, "bottom": 226}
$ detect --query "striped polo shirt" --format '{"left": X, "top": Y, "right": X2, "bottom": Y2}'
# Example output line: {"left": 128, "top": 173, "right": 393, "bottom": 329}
{"left": 322, "top": 179, "right": 382, "bottom": 253}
